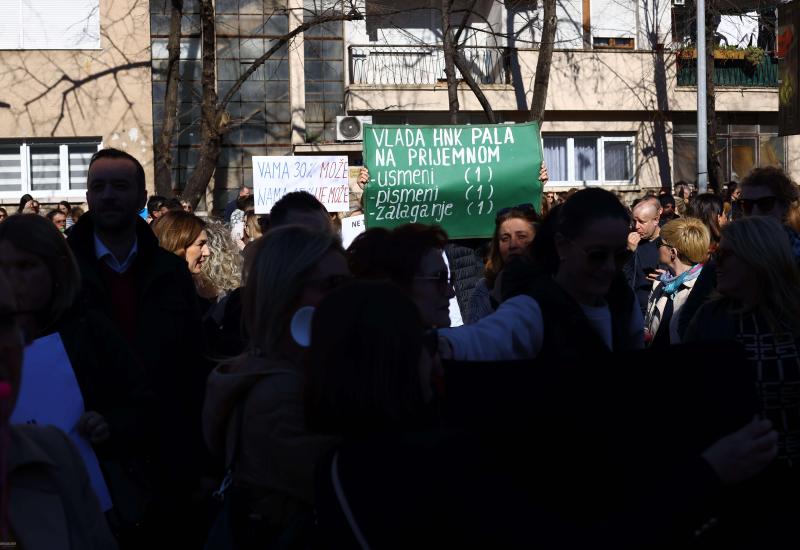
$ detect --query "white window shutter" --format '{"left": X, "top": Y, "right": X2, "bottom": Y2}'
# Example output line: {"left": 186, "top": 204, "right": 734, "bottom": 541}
{"left": 0, "top": 1, "right": 22, "bottom": 49}
{"left": 21, "top": 0, "right": 100, "bottom": 49}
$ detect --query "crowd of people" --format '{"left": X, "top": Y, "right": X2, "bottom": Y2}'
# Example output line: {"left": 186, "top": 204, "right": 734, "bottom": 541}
{"left": 1, "top": 147, "right": 799, "bottom": 549}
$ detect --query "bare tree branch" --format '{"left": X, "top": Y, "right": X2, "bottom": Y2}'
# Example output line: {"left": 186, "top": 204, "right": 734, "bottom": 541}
{"left": 453, "top": 49, "right": 496, "bottom": 123}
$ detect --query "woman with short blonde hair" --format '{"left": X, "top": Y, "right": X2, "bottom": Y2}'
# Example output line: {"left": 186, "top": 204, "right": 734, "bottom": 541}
{"left": 645, "top": 217, "right": 710, "bottom": 346}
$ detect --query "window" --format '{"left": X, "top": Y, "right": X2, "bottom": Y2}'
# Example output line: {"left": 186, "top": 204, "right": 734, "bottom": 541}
{"left": 542, "top": 135, "right": 634, "bottom": 184}
{"left": 0, "top": 0, "right": 100, "bottom": 50}
{"left": 592, "top": 37, "right": 635, "bottom": 49}
{"left": 672, "top": 121, "right": 786, "bottom": 183}
{"left": 0, "top": 140, "right": 101, "bottom": 199}
{"left": 591, "top": 0, "right": 636, "bottom": 48}
{"left": 304, "top": 0, "right": 344, "bottom": 143}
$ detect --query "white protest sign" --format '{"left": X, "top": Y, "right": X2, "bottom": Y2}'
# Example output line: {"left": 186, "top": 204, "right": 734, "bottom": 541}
{"left": 341, "top": 214, "right": 365, "bottom": 249}
{"left": 253, "top": 156, "right": 349, "bottom": 214}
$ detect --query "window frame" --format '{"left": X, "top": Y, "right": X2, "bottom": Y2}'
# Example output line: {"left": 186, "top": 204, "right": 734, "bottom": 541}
{"left": 0, "top": 140, "right": 102, "bottom": 201}
{"left": 671, "top": 124, "right": 787, "bottom": 183}
{"left": 542, "top": 134, "right": 635, "bottom": 186}
{"left": 0, "top": 0, "right": 102, "bottom": 50}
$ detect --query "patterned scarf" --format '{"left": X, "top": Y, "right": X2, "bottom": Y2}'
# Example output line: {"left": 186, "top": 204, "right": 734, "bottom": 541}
{"left": 659, "top": 263, "right": 703, "bottom": 296}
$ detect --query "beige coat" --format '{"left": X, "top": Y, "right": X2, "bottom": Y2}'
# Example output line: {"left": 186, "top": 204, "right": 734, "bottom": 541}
{"left": 203, "top": 355, "right": 338, "bottom": 527}
{"left": 8, "top": 424, "right": 118, "bottom": 550}
{"left": 645, "top": 275, "right": 700, "bottom": 345}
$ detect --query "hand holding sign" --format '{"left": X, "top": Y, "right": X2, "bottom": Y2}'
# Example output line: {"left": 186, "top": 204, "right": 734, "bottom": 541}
{"left": 79, "top": 411, "right": 110, "bottom": 444}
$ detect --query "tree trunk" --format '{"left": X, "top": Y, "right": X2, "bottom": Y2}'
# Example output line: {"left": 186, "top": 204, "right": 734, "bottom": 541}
{"left": 529, "top": 0, "right": 557, "bottom": 123}
{"left": 182, "top": 0, "right": 220, "bottom": 208}
{"left": 153, "top": 0, "right": 183, "bottom": 197}
{"left": 442, "top": 0, "right": 460, "bottom": 124}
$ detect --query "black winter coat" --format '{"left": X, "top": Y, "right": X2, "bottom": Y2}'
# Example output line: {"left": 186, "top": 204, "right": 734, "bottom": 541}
{"left": 68, "top": 214, "right": 209, "bottom": 501}
{"left": 444, "top": 240, "right": 488, "bottom": 315}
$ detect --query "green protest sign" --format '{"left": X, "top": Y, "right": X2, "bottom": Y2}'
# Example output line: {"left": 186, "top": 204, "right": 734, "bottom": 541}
{"left": 363, "top": 122, "right": 542, "bottom": 239}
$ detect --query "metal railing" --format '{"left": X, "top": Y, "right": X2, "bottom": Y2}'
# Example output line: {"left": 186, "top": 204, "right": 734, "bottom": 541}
{"left": 348, "top": 44, "right": 511, "bottom": 86}
{"left": 676, "top": 55, "right": 779, "bottom": 87}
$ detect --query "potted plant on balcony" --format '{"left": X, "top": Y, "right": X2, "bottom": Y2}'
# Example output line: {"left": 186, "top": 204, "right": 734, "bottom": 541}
{"left": 744, "top": 45, "right": 766, "bottom": 68}
{"left": 677, "top": 45, "right": 767, "bottom": 67}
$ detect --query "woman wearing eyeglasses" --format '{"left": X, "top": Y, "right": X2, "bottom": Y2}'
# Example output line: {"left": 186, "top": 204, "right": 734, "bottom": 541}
{"left": 738, "top": 166, "right": 800, "bottom": 263}
{"left": 203, "top": 226, "right": 347, "bottom": 547}
{"left": 465, "top": 205, "right": 539, "bottom": 324}
{"left": 684, "top": 215, "right": 800, "bottom": 546}
{"left": 348, "top": 224, "right": 456, "bottom": 329}
{"left": 643, "top": 218, "right": 710, "bottom": 347}
{"left": 440, "top": 188, "right": 643, "bottom": 361}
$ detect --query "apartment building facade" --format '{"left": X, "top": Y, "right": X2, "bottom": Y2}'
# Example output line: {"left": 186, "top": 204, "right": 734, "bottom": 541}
{"left": 149, "top": 0, "right": 792, "bottom": 210}
{"left": 342, "top": 0, "right": 794, "bottom": 193}
{"left": 0, "top": 0, "right": 154, "bottom": 208}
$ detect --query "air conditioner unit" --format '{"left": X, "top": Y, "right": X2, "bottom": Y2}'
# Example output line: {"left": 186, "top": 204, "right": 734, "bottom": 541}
{"left": 672, "top": 0, "right": 685, "bottom": 6}
{"left": 336, "top": 115, "right": 372, "bottom": 142}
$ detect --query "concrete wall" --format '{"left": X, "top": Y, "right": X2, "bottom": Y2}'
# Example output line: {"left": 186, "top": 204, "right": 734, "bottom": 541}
{"left": 0, "top": 0, "right": 154, "bottom": 199}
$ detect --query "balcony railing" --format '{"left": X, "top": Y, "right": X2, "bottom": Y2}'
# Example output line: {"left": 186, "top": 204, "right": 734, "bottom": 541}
{"left": 676, "top": 55, "right": 778, "bottom": 87}
{"left": 348, "top": 44, "right": 511, "bottom": 86}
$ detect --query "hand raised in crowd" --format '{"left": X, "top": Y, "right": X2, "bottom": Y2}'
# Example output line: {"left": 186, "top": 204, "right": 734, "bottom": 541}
{"left": 357, "top": 167, "right": 370, "bottom": 190}
{"left": 701, "top": 417, "right": 778, "bottom": 485}
{"left": 539, "top": 162, "right": 549, "bottom": 185}
{"left": 627, "top": 231, "right": 641, "bottom": 252}
{"left": 78, "top": 410, "right": 110, "bottom": 444}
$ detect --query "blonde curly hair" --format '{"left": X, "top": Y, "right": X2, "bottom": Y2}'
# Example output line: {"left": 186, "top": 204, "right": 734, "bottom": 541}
{"left": 197, "top": 219, "right": 243, "bottom": 298}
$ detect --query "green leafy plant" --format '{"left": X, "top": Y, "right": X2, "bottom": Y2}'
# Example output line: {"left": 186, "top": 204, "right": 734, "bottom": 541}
{"left": 744, "top": 46, "right": 766, "bottom": 67}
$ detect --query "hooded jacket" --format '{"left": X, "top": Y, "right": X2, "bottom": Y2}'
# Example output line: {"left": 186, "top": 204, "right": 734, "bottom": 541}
{"left": 203, "top": 354, "right": 338, "bottom": 526}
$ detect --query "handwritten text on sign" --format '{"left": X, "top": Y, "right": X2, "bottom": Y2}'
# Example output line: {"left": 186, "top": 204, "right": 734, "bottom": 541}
{"left": 363, "top": 123, "right": 542, "bottom": 239}
{"left": 253, "top": 156, "right": 349, "bottom": 214}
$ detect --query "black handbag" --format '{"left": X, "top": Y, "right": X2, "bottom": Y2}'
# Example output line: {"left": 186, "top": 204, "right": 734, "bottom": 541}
{"left": 205, "top": 402, "right": 247, "bottom": 550}
{"left": 101, "top": 455, "right": 153, "bottom": 532}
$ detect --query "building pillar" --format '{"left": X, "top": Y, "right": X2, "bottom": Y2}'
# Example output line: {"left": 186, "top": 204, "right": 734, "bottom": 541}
{"left": 289, "top": 0, "right": 306, "bottom": 146}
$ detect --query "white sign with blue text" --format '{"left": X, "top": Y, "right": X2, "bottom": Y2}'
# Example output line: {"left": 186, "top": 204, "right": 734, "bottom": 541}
{"left": 253, "top": 156, "right": 350, "bottom": 214}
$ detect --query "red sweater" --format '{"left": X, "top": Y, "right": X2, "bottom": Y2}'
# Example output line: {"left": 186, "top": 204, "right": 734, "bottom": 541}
{"left": 98, "top": 262, "right": 139, "bottom": 345}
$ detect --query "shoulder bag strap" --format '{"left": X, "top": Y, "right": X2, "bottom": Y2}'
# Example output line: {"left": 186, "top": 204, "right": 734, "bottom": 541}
{"left": 331, "top": 451, "right": 372, "bottom": 550}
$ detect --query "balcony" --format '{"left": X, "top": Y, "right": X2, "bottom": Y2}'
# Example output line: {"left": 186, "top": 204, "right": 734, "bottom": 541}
{"left": 348, "top": 44, "right": 511, "bottom": 86}
{"left": 676, "top": 55, "right": 778, "bottom": 88}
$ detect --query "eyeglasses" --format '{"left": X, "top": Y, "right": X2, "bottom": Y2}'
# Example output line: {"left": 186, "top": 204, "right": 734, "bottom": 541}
{"left": 414, "top": 270, "right": 453, "bottom": 289}
{"left": 654, "top": 237, "right": 673, "bottom": 249}
{"left": 496, "top": 203, "right": 537, "bottom": 221}
{"left": 737, "top": 196, "right": 782, "bottom": 215}
{"left": 571, "top": 241, "right": 632, "bottom": 269}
